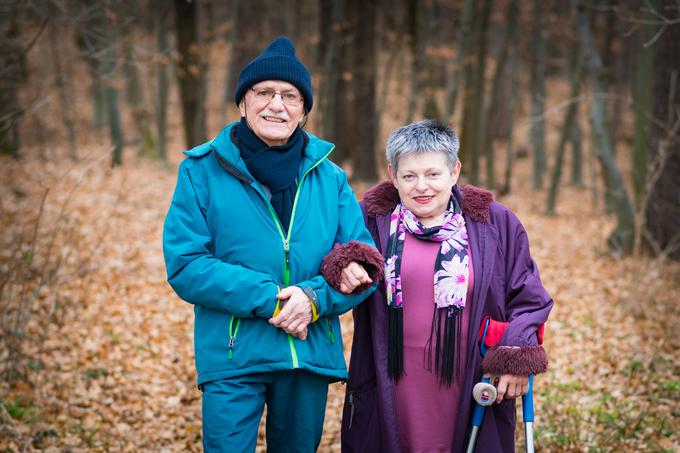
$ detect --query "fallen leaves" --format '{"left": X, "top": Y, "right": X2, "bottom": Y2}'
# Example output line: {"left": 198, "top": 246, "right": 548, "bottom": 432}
{"left": 1, "top": 144, "right": 678, "bottom": 452}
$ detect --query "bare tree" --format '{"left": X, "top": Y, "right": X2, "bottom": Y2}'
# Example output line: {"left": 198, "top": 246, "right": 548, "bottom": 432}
{"left": 572, "top": 0, "right": 635, "bottom": 252}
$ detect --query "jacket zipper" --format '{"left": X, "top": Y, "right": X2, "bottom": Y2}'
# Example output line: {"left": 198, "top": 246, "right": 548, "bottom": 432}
{"left": 326, "top": 318, "right": 335, "bottom": 343}
{"left": 227, "top": 315, "right": 241, "bottom": 360}
{"left": 261, "top": 146, "right": 335, "bottom": 369}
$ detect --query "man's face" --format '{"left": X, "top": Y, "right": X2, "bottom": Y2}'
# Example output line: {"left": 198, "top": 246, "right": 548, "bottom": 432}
{"left": 239, "top": 80, "right": 305, "bottom": 146}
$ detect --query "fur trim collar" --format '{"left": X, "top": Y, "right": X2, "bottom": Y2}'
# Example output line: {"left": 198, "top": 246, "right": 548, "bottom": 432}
{"left": 362, "top": 181, "right": 493, "bottom": 223}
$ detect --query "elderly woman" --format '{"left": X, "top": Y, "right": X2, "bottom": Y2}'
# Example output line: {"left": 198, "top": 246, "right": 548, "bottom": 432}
{"left": 163, "top": 36, "right": 383, "bottom": 452}
{"left": 321, "top": 120, "right": 553, "bottom": 452}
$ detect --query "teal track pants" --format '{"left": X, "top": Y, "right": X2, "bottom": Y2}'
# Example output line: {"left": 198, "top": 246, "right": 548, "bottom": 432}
{"left": 201, "top": 370, "right": 330, "bottom": 452}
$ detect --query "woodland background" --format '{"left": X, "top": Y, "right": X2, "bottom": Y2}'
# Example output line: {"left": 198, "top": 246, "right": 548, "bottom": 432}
{"left": 1, "top": 0, "right": 679, "bottom": 451}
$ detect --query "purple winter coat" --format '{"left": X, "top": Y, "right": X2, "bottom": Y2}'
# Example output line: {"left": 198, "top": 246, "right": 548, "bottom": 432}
{"left": 321, "top": 182, "right": 553, "bottom": 453}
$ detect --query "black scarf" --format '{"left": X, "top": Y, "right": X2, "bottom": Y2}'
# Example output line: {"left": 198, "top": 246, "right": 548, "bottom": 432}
{"left": 234, "top": 117, "right": 306, "bottom": 232}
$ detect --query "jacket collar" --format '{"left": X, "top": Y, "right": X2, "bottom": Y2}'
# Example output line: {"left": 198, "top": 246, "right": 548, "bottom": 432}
{"left": 362, "top": 180, "right": 493, "bottom": 223}
{"left": 210, "top": 122, "right": 334, "bottom": 180}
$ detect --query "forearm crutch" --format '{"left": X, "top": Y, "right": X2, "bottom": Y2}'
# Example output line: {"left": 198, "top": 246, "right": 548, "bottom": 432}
{"left": 465, "top": 317, "right": 537, "bottom": 453}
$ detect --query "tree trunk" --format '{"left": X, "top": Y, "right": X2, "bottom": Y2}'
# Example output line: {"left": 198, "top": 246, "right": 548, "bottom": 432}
{"left": 405, "top": 0, "right": 421, "bottom": 124}
{"left": 530, "top": 0, "right": 547, "bottom": 189}
{"left": 122, "top": 26, "right": 155, "bottom": 157}
{"left": 174, "top": 0, "right": 207, "bottom": 148}
{"left": 154, "top": 0, "right": 170, "bottom": 162}
{"left": 572, "top": 0, "right": 635, "bottom": 252}
{"left": 0, "top": 1, "right": 25, "bottom": 159}
{"left": 221, "top": 0, "right": 240, "bottom": 122}
{"left": 48, "top": 18, "right": 77, "bottom": 161}
{"left": 319, "top": 0, "right": 344, "bottom": 160}
{"left": 460, "top": 0, "right": 492, "bottom": 185}
{"left": 444, "top": 0, "right": 475, "bottom": 120}
{"left": 631, "top": 3, "right": 655, "bottom": 207}
{"left": 644, "top": 4, "right": 680, "bottom": 258}
{"left": 546, "top": 47, "right": 584, "bottom": 215}
{"left": 483, "top": 0, "right": 517, "bottom": 190}
{"left": 570, "top": 115, "right": 583, "bottom": 185}
{"left": 344, "top": 0, "right": 377, "bottom": 181}
{"left": 499, "top": 20, "right": 520, "bottom": 196}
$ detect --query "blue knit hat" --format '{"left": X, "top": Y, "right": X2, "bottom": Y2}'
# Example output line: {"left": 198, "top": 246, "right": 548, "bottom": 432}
{"left": 235, "top": 36, "right": 313, "bottom": 112}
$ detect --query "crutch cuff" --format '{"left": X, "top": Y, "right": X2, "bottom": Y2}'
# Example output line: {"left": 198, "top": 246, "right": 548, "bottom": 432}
{"left": 481, "top": 345, "right": 548, "bottom": 375}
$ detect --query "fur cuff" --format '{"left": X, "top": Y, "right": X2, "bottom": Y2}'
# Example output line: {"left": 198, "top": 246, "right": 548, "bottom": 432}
{"left": 481, "top": 345, "right": 548, "bottom": 375}
{"left": 320, "top": 241, "right": 384, "bottom": 294}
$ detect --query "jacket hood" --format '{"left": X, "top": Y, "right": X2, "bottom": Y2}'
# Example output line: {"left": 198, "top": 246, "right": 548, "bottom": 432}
{"left": 362, "top": 180, "right": 494, "bottom": 223}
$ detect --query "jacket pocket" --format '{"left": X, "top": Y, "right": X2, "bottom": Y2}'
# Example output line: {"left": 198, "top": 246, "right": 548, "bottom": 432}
{"left": 341, "top": 380, "right": 382, "bottom": 451}
{"left": 227, "top": 314, "right": 241, "bottom": 360}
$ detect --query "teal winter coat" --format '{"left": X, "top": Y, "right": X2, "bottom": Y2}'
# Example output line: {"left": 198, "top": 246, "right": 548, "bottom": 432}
{"left": 163, "top": 122, "right": 377, "bottom": 386}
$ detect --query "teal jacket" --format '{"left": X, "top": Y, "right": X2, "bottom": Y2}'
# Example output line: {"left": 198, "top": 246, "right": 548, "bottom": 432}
{"left": 163, "top": 122, "right": 377, "bottom": 386}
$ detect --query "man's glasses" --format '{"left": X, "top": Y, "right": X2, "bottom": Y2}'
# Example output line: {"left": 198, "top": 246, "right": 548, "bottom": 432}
{"left": 251, "top": 88, "right": 304, "bottom": 106}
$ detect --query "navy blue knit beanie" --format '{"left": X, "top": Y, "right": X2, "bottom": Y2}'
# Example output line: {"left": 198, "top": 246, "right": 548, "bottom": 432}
{"left": 235, "top": 36, "right": 313, "bottom": 112}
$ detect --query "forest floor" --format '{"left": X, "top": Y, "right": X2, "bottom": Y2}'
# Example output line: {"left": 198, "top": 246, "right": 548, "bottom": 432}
{"left": 1, "top": 142, "right": 679, "bottom": 452}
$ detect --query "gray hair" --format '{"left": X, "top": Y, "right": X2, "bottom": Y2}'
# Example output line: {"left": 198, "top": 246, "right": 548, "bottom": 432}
{"left": 385, "top": 119, "right": 460, "bottom": 171}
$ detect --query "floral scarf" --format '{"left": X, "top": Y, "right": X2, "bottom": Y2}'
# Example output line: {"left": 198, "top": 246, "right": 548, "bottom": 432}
{"left": 385, "top": 197, "right": 469, "bottom": 386}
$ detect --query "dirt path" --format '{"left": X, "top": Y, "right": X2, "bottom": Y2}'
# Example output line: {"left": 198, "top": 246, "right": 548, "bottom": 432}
{"left": 1, "top": 149, "right": 678, "bottom": 452}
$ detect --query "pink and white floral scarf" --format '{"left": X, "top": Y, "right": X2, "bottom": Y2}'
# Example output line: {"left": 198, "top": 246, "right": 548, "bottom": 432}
{"left": 385, "top": 197, "right": 469, "bottom": 385}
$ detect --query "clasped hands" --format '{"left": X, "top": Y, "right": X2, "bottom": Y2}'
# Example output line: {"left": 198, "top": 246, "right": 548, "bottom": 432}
{"left": 269, "top": 286, "right": 313, "bottom": 340}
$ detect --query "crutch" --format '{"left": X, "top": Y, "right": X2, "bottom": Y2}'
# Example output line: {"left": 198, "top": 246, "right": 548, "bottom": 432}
{"left": 465, "top": 317, "right": 538, "bottom": 453}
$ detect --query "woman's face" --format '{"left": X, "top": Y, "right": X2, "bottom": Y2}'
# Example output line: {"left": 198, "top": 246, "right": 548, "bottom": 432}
{"left": 239, "top": 80, "right": 305, "bottom": 146}
{"left": 389, "top": 151, "right": 461, "bottom": 227}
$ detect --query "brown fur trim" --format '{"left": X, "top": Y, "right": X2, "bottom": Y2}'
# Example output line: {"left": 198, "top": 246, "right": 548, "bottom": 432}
{"left": 361, "top": 181, "right": 494, "bottom": 223}
{"left": 459, "top": 185, "right": 493, "bottom": 223}
{"left": 481, "top": 345, "right": 548, "bottom": 375}
{"left": 320, "top": 241, "right": 384, "bottom": 294}
{"left": 362, "top": 181, "right": 400, "bottom": 216}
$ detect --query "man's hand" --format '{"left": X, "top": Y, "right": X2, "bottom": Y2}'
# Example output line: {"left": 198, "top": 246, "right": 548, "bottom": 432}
{"left": 338, "top": 261, "right": 372, "bottom": 294}
{"left": 494, "top": 374, "right": 529, "bottom": 404}
{"left": 269, "top": 286, "right": 313, "bottom": 340}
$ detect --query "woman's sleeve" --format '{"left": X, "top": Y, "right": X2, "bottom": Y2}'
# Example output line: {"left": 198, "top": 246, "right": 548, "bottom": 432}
{"left": 482, "top": 207, "right": 553, "bottom": 376}
{"left": 294, "top": 173, "right": 383, "bottom": 319}
{"left": 163, "top": 161, "right": 279, "bottom": 318}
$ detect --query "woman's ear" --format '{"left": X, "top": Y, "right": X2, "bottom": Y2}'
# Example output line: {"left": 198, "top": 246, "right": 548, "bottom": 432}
{"left": 238, "top": 99, "right": 246, "bottom": 117}
{"left": 451, "top": 160, "right": 462, "bottom": 185}
{"left": 388, "top": 164, "right": 397, "bottom": 186}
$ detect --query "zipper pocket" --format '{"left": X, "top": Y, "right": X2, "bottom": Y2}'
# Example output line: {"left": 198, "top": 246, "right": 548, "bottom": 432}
{"left": 348, "top": 391, "right": 355, "bottom": 429}
{"left": 326, "top": 318, "right": 335, "bottom": 343}
{"left": 227, "top": 315, "right": 241, "bottom": 360}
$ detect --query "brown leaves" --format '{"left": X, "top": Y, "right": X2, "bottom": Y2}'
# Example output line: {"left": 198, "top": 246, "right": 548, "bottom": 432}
{"left": 1, "top": 144, "right": 678, "bottom": 452}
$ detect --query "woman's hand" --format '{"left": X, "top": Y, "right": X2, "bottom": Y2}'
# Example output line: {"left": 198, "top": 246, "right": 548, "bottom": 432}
{"left": 338, "top": 261, "right": 372, "bottom": 294}
{"left": 269, "top": 286, "right": 312, "bottom": 339}
{"left": 494, "top": 374, "right": 529, "bottom": 404}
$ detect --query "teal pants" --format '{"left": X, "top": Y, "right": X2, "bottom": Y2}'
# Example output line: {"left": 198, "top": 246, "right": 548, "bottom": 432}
{"left": 201, "top": 370, "right": 330, "bottom": 452}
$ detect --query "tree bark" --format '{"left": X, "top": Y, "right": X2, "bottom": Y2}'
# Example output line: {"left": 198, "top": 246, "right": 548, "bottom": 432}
{"left": 644, "top": 3, "right": 680, "bottom": 258}
{"left": 546, "top": 47, "right": 584, "bottom": 215}
{"left": 174, "top": 0, "right": 207, "bottom": 148}
{"left": 572, "top": 0, "right": 635, "bottom": 252}
{"left": 154, "top": 0, "right": 170, "bottom": 162}
{"left": 48, "top": 16, "right": 77, "bottom": 161}
{"left": 444, "top": 0, "right": 475, "bottom": 120}
{"left": 530, "top": 0, "right": 547, "bottom": 189}
{"left": 483, "top": 0, "right": 517, "bottom": 190}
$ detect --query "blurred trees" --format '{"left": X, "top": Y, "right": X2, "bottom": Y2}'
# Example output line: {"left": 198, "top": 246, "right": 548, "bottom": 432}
{"left": 1, "top": 0, "right": 678, "bottom": 257}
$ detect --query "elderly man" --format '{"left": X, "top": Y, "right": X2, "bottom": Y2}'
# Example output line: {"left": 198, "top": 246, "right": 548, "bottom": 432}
{"left": 163, "top": 36, "right": 383, "bottom": 452}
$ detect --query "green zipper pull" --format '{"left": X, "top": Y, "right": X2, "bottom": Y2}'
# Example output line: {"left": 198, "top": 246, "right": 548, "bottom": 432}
{"left": 326, "top": 319, "right": 335, "bottom": 343}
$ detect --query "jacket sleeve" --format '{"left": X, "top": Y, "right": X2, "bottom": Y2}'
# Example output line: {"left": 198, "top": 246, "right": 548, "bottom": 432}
{"left": 163, "top": 161, "right": 279, "bottom": 318}
{"left": 294, "top": 172, "right": 380, "bottom": 319}
{"left": 482, "top": 206, "right": 552, "bottom": 376}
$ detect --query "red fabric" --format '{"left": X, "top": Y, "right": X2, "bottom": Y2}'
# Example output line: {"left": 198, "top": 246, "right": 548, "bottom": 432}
{"left": 477, "top": 316, "right": 545, "bottom": 346}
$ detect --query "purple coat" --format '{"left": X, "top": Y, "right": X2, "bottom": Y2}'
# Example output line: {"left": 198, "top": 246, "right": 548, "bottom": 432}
{"left": 322, "top": 182, "right": 553, "bottom": 453}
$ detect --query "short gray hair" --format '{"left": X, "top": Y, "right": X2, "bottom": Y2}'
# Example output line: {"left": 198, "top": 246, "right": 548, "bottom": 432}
{"left": 385, "top": 119, "right": 460, "bottom": 171}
